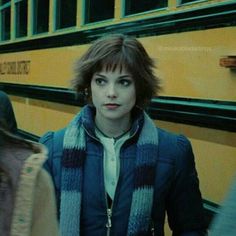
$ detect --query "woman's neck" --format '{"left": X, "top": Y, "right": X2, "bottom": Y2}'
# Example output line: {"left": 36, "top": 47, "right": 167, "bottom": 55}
{"left": 95, "top": 115, "right": 131, "bottom": 138}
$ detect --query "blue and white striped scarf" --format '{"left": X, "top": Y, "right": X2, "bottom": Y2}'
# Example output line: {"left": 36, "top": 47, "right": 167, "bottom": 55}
{"left": 60, "top": 106, "right": 159, "bottom": 236}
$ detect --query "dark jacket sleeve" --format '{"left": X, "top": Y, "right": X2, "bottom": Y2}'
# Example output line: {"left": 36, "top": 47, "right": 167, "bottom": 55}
{"left": 39, "top": 131, "right": 60, "bottom": 214}
{"left": 39, "top": 129, "right": 65, "bottom": 216}
{"left": 166, "top": 134, "right": 207, "bottom": 236}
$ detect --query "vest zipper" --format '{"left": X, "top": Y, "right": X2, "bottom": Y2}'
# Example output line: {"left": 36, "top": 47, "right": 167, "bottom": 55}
{"left": 105, "top": 190, "right": 114, "bottom": 236}
{"left": 83, "top": 124, "right": 139, "bottom": 235}
{"left": 85, "top": 127, "right": 114, "bottom": 236}
{"left": 106, "top": 208, "right": 112, "bottom": 236}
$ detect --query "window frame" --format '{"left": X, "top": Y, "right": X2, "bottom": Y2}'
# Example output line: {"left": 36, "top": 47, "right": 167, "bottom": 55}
{"left": 14, "top": 0, "right": 28, "bottom": 38}
{"left": 0, "top": 0, "right": 11, "bottom": 41}
{"left": 177, "top": 0, "right": 207, "bottom": 7}
{"left": 83, "top": 0, "right": 115, "bottom": 25}
{"left": 32, "top": 0, "right": 49, "bottom": 35}
{"left": 55, "top": 0, "right": 77, "bottom": 30}
{"left": 122, "top": 0, "right": 168, "bottom": 17}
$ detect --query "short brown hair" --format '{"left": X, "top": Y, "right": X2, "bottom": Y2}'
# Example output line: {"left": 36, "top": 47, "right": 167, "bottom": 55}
{"left": 71, "top": 34, "right": 161, "bottom": 108}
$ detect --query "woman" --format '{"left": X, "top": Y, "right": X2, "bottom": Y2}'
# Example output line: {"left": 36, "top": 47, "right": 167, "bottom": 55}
{"left": 40, "top": 34, "right": 207, "bottom": 236}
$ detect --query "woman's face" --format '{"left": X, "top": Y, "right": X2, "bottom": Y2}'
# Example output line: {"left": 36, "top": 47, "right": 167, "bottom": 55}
{"left": 91, "top": 66, "right": 136, "bottom": 124}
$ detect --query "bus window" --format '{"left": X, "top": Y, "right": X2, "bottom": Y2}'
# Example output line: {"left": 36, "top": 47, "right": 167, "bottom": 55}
{"left": 33, "top": 0, "right": 49, "bottom": 34}
{"left": 15, "top": 0, "right": 27, "bottom": 38}
{"left": 85, "top": 0, "right": 114, "bottom": 24}
{"left": 1, "top": 0, "right": 10, "bottom": 4}
{"left": 181, "top": 0, "right": 199, "bottom": 4}
{"left": 125, "top": 0, "right": 167, "bottom": 15}
{"left": 0, "top": 0, "right": 10, "bottom": 41}
{"left": 56, "top": 0, "right": 76, "bottom": 29}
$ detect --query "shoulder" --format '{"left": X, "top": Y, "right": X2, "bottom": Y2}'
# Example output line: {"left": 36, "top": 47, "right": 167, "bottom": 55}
{"left": 40, "top": 128, "right": 66, "bottom": 149}
{"left": 0, "top": 91, "right": 11, "bottom": 108}
{"left": 157, "top": 128, "right": 194, "bottom": 167}
{"left": 0, "top": 91, "right": 10, "bottom": 103}
{"left": 39, "top": 128, "right": 66, "bottom": 164}
{"left": 0, "top": 91, "right": 8, "bottom": 98}
{"left": 158, "top": 128, "right": 191, "bottom": 151}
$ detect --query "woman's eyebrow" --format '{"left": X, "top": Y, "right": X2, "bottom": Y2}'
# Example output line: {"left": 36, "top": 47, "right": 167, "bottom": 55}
{"left": 94, "top": 73, "right": 106, "bottom": 78}
{"left": 118, "top": 75, "right": 132, "bottom": 79}
{"left": 94, "top": 74, "right": 131, "bottom": 79}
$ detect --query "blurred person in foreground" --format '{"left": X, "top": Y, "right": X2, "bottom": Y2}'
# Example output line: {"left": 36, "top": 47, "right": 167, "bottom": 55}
{"left": 0, "top": 91, "right": 17, "bottom": 133}
{"left": 0, "top": 120, "right": 59, "bottom": 236}
{"left": 209, "top": 177, "right": 236, "bottom": 236}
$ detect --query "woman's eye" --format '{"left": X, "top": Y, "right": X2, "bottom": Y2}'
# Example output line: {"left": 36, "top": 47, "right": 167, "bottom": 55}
{"left": 95, "top": 78, "right": 106, "bottom": 85}
{"left": 119, "top": 79, "right": 132, "bottom": 86}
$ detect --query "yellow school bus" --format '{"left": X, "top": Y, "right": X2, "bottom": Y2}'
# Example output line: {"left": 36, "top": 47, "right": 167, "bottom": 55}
{"left": 0, "top": 0, "right": 236, "bottom": 234}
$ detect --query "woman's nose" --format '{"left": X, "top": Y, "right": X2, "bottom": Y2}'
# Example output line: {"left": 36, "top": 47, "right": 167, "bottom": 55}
{"left": 107, "top": 84, "right": 117, "bottom": 98}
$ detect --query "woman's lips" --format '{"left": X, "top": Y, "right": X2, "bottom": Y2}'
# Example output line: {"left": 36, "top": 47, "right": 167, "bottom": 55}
{"left": 104, "top": 104, "right": 120, "bottom": 109}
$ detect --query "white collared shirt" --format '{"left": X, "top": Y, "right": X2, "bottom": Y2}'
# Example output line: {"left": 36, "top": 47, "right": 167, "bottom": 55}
{"left": 95, "top": 129, "right": 130, "bottom": 200}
